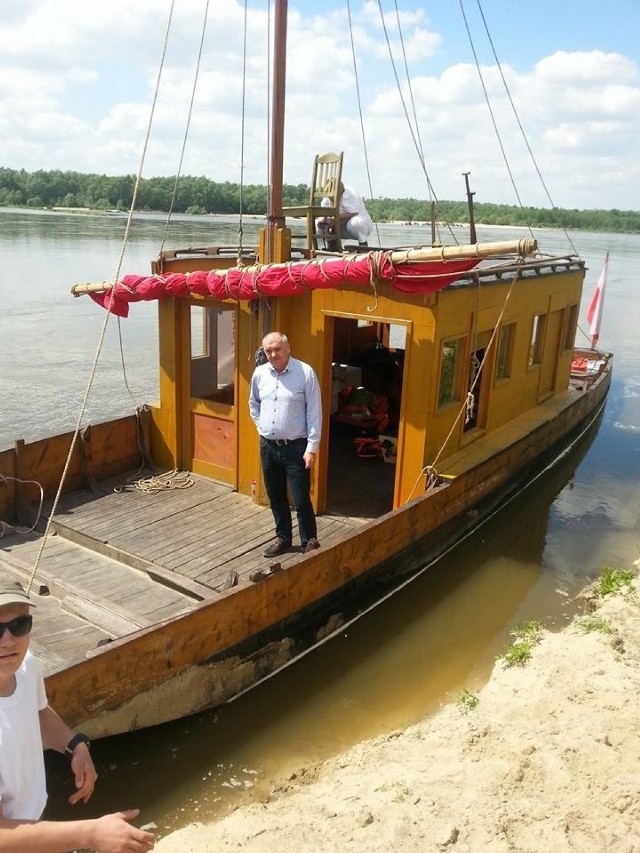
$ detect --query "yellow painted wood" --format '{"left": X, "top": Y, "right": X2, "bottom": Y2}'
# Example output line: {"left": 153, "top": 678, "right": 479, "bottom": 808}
{"left": 191, "top": 459, "right": 235, "bottom": 483}
{"left": 539, "top": 307, "right": 564, "bottom": 398}
{"left": 190, "top": 399, "right": 235, "bottom": 419}
{"left": 155, "top": 299, "right": 182, "bottom": 467}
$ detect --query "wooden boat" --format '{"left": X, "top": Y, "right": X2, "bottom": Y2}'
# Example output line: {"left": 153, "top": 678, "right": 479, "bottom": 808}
{"left": 0, "top": 2, "right": 612, "bottom": 737}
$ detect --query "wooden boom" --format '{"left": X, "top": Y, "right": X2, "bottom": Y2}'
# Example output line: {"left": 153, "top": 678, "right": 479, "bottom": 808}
{"left": 70, "top": 238, "right": 538, "bottom": 297}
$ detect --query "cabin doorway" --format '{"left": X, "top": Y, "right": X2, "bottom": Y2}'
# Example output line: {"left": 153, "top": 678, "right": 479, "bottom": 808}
{"left": 325, "top": 316, "right": 405, "bottom": 519}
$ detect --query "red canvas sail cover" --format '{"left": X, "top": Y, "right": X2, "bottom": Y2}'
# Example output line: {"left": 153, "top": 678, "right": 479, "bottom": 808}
{"left": 90, "top": 252, "right": 479, "bottom": 317}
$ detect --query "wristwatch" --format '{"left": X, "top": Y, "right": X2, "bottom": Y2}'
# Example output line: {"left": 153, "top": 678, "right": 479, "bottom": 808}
{"left": 64, "top": 732, "right": 91, "bottom": 757}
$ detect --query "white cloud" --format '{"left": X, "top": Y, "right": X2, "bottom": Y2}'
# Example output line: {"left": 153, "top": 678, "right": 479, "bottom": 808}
{"left": 0, "top": 1, "right": 638, "bottom": 210}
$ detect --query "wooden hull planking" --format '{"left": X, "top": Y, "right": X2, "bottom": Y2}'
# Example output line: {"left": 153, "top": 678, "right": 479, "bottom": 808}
{"left": 37, "top": 354, "right": 610, "bottom": 736}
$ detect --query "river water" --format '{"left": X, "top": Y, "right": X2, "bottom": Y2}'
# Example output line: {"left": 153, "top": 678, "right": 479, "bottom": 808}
{"left": 1, "top": 209, "right": 638, "bottom": 836}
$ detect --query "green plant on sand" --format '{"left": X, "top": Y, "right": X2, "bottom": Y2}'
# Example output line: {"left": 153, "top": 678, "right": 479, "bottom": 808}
{"left": 497, "top": 620, "right": 542, "bottom": 668}
{"left": 598, "top": 566, "right": 635, "bottom": 597}
{"left": 577, "top": 615, "right": 614, "bottom": 634}
{"left": 457, "top": 688, "right": 480, "bottom": 713}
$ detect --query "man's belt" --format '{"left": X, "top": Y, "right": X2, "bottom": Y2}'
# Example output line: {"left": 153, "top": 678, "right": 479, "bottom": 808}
{"left": 261, "top": 436, "right": 307, "bottom": 446}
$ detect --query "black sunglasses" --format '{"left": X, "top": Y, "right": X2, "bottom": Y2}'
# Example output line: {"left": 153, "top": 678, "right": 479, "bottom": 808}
{"left": 0, "top": 615, "right": 33, "bottom": 639}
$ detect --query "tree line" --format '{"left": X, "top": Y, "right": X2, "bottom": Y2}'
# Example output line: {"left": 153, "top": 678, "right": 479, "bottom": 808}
{"left": 1, "top": 167, "right": 638, "bottom": 233}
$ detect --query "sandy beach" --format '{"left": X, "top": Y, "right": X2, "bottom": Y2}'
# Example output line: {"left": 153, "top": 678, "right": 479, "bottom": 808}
{"left": 155, "top": 566, "right": 640, "bottom": 852}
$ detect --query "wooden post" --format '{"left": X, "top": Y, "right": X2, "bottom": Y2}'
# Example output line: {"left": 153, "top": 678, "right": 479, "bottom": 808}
{"left": 463, "top": 172, "right": 477, "bottom": 244}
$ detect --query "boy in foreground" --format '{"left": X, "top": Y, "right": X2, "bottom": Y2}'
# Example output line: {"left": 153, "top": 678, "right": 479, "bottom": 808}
{"left": 0, "top": 578, "right": 155, "bottom": 852}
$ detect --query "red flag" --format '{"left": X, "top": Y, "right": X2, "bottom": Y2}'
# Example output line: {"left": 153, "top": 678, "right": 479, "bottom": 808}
{"left": 586, "top": 252, "right": 608, "bottom": 348}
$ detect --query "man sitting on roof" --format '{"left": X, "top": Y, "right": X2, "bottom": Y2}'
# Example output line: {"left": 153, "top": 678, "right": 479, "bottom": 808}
{"left": 316, "top": 182, "right": 373, "bottom": 247}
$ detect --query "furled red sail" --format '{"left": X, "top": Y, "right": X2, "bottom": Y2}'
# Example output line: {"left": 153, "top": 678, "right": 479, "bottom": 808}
{"left": 74, "top": 240, "right": 537, "bottom": 317}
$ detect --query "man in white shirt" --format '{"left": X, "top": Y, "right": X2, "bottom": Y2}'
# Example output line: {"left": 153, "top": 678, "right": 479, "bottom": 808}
{"left": 316, "top": 182, "right": 373, "bottom": 247}
{"left": 249, "top": 332, "right": 322, "bottom": 558}
{"left": 0, "top": 578, "right": 155, "bottom": 852}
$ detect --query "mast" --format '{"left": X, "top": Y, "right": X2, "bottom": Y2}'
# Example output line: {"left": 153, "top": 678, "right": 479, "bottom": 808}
{"left": 262, "top": 0, "right": 288, "bottom": 265}
{"left": 269, "top": 0, "right": 287, "bottom": 224}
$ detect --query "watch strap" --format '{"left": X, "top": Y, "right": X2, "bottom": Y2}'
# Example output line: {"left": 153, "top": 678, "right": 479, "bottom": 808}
{"left": 64, "top": 732, "right": 91, "bottom": 757}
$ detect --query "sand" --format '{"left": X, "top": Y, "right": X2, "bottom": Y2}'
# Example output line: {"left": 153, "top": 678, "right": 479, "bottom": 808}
{"left": 154, "top": 568, "right": 640, "bottom": 852}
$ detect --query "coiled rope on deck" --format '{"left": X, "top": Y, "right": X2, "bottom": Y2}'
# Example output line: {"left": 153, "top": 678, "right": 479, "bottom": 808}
{"left": 0, "top": 476, "right": 44, "bottom": 540}
{"left": 115, "top": 468, "right": 194, "bottom": 495}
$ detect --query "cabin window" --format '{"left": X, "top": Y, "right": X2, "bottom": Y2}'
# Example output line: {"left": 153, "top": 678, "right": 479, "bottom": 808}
{"left": 496, "top": 322, "right": 515, "bottom": 381}
{"left": 528, "top": 314, "right": 546, "bottom": 368}
{"left": 563, "top": 304, "right": 578, "bottom": 351}
{"left": 438, "top": 337, "right": 465, "bottom": 407}
{"left": 190, "top": 305, "right": 236, "bottom": 404}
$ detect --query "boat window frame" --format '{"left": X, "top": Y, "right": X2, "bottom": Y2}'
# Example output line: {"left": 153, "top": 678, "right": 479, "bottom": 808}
{"left": 563, "top": 304, "right": 578, "bottom": 351}
{"left": 528, "top": 313, "right": 547, "bottom": 370}
{"left": 437, "top": 334, "right": 466, "bottom": 409}
{"left": 189, "top": 303, "right": 237, "bottom": 405}
{"left": 495, "top": 321, "right": 516, "bottom": 383}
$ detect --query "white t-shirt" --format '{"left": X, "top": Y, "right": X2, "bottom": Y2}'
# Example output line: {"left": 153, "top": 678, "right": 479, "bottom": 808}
{"left": 338, "top": 186, "right": 372, "bottom": 223}
{"left": 321, "top": 186, "right": 372, "bottom": 223}
{"left": 0, "top": 651, "right": 48, "bottom": 819}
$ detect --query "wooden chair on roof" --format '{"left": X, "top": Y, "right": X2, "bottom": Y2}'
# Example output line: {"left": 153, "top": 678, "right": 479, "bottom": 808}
{"left": 283, "top": 152, "right": 344, "bottom": 252}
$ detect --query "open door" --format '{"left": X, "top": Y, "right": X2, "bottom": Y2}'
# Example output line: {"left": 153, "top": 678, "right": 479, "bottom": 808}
{"left": 324, "top": 316, "right": 406, "bottom": 519}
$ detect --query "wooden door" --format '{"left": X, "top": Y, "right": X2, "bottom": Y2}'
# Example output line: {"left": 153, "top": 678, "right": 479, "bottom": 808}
{"left": 183, "top": 302, "right": 238, "bottom": 484}
{"left": 539, "top": 309, "right": 563, "bottom": 399}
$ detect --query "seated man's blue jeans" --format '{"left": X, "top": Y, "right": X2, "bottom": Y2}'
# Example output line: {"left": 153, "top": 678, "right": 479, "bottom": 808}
{"left": 260, "top": 437, "right": 317, "bottom": 546}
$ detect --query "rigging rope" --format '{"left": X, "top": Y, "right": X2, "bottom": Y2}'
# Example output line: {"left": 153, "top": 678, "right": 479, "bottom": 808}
{"left": 459, "top": 0, "right": 532, "bottom": 235}
{"left": 374, "top": 0, "right": 459, "bottom": 246}
{"left": 24, "top": 0, "right": 178, "bottom": 596}
{"left": 109, "top": 0, "right": 212, "bottom": 420}
{"left": 159, "top": 0, "right": 211, "bottom": 256}
{"left": 0, "top": 476, "right": 44, "bottom": 541}
{"left": 393, "top": 0, "right": 430, "bottom": 202}
{"left": 461, "top": 0, "right": 578, "bottom": 256}
{"left": 346, "top": 0, "right": 382, "bottom": 248}
{"left": 404, "top": 261, "right": 526, "bottom": 503}
{"left": 472, "top": 0, "right": 578, "bottom": 254}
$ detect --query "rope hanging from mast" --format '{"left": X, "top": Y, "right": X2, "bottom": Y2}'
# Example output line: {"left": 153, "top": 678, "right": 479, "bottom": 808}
{"left": 375, "top": 0, "right": 459, "bottom": 246}
{"left": 24, "top": 0, "right": 179, "bottom": 596}
{"left": 158, "top": 0, "right": 211, "bottom": 255}
{"left": 463, "top": 0, "right": 578, "bottom": 255}
{"left": 405, "top": 256, "right": 528, "bottom": 503}
{"left": 346, "top": 0, "right": 381, "bottom": 248}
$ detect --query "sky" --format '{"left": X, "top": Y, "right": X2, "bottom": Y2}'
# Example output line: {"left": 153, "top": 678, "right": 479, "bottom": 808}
{"left": 0, "top": 0, "right": 638, "bottom": 210}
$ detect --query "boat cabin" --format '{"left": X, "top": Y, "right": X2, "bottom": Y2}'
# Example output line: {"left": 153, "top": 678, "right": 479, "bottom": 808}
{"left": 146, "top": 233, "right": 584, "bottom": 521}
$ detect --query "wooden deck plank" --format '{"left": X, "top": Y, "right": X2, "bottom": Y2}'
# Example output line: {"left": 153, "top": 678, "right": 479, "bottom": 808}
{"left": 111, "top": 508, "right": 271, "bottom": 570}
{"left": 112, "top": 502, "right": 233, "bottom": 559}
{"left": 1, "top": 532, "right": 194, "bottom": 632}
{"left": 56, "top": 476, "right": 232, "bottom": 540}
{"left": 158, "top": 511, "right": 275, "bottom": 571}
{"left": 0, "top": 466, "right": 366, "bottom": 681}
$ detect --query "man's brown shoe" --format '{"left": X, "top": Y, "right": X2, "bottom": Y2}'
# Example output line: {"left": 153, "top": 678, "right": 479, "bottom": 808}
{"left": 303, "top": 538, "right": 320, "bottom": 555}
{"left": 263, "top": 539, "right": 291, "bottom": 558}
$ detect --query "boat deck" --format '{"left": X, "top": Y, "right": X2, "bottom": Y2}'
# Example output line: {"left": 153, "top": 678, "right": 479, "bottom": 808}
{"left": 0, "top": 471, "right": 362, "bottom": 677}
